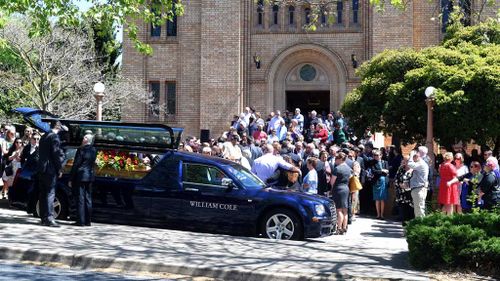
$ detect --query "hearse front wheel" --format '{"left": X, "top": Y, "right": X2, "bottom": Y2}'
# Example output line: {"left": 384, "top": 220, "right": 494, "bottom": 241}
{"left": 261, "top": 208, "right": 303, "bottom": 240}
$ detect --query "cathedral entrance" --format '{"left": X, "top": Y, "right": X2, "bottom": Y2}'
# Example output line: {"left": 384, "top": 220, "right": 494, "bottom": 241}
{"left": 266, "top": 45, "right": 348, "bottom": 115}
{"left": 286, "top": 91, "right": 330, "bottom": 114}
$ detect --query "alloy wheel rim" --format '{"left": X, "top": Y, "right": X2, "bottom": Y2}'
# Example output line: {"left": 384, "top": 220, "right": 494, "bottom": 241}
{"left": 36, "top": 197, "right": 61, "bottom": 218}
{"left": 266, "top": 214, "right": 294, "bottom": 240}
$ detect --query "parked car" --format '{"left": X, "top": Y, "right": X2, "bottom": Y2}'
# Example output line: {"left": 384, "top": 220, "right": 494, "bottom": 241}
{"left": 9, "top": 108, "right": 336, "bottom": 240}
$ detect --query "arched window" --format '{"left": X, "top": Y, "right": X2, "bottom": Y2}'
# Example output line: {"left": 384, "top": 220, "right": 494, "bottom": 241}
{"left": 352, "top": 0, "right": 359, "bottom": 24}
{"left": 288, "top": 6, "right": 295, "bottom": 25}
{"left": 304, "top": 7, "right": 311, "bottom": 24}
{"left": 272, "top": 5, "right": 279, "bottom": 25}
{"left": 257, "top": 0, "right": 264, "bottom": 26}
{"left": 337, "top": 1, "right": 343, "bottom": 24}
{"left": 320, "top": 6, "right": 327, "bottom": 26}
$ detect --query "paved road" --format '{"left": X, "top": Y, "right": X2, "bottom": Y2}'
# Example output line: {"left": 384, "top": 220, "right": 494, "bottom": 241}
{"left": 0, "top": 260, "right": 164, "bottom": 281}
{"left": 0, "top": 203, "right": 428, "bottom": 280}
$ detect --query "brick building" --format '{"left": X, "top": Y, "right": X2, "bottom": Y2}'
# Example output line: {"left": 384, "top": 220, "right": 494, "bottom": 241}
{"left": 121, "top": 0, "right": 497, "bottom": 138}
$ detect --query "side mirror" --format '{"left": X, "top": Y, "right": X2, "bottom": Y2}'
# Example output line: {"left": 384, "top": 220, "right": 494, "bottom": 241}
{"left": 221, "top": 178, "right": 234, "bottom": 191}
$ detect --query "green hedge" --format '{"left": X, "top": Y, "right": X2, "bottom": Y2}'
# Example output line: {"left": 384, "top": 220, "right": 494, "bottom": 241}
{"left": 405, "top": 211, "right": 500, "bottom": 275}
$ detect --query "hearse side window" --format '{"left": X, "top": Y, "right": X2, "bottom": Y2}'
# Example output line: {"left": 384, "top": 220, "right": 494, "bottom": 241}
{"left": 141, "top": 154, "right": 179, "bottom": 190}
{"left": 62, "top": 148, "right": 78, "bottom": 173}
{"left": 183, "top": 163, "right": 226, "bottom": 186}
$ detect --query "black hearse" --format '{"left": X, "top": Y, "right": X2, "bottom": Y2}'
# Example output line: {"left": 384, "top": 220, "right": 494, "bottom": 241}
{"left": 9, "top": 108, "right": 335, "bottom": 240}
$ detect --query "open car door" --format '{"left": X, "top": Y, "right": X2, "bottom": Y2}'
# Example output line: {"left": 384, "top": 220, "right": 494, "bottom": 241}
{"left": 14, "top": 107, "right": 184, "bottom": 150}
{"left": 43, "top": 118, "right": 182, "bottom": 151}
{"left": 12, "top": 107, "right": 59, "bottom": 133}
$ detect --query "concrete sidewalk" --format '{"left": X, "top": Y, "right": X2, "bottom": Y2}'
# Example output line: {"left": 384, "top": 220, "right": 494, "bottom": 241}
{"left": 0, "top": 206, "right": 428, "bottom": 281}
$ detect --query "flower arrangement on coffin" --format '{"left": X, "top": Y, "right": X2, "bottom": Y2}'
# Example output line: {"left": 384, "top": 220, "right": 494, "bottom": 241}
{"left": 96, "top": 150, "right": 147, "bottom": 172}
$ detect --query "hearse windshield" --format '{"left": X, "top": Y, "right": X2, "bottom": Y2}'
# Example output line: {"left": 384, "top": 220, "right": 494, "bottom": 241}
{"left": 226, "top": 164, "right": 266, "bottom": 190}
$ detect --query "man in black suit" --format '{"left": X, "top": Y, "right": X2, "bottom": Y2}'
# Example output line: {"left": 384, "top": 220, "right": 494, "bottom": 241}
{"left": 37, "top": 120, "right": 65, "bottom": 227}
{"left": 68, "top": 134, "right": 97, "bottom": 226}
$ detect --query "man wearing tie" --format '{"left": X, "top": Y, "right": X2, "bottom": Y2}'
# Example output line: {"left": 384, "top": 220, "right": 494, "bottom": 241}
{"left": 37, "top": 120, "right": 65, "bottom": 227}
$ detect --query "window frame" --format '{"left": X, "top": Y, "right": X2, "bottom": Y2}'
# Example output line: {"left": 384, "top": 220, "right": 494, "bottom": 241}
{"left": 272, "top": 4, "right": 279, "bottom": 26}
{"left": 182, "top": 163, "right": 231, "bottom": 189}
{"left": 165, "top": 81, "right": 176, "bottom": 116}
{"left": 257, "top": 0, "right": 264, "bottom": 26}
{"left": 288, "top": 6, "right": 295, "bottom": 26}
{"left": 337, "top": 1, "right": 343, "bottom": 25}
{"left": 150, "top": 23, "right": 161, "bottom": 37}
{"left": 304, "top": 7, "right": 311, "bottom": 25}
{"left": 148, "top": 81, "right": 161, "bottom": 119}
{"left": 352, "top": 0, "right": 359, "bottom": 24}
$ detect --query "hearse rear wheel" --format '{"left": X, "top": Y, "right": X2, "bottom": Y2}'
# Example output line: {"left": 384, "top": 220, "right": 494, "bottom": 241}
{"left": 261, "top": 208, "right": 303, "bottom": 240}
{"left": 34, "top": 193, "right": 68, "bottom": 220}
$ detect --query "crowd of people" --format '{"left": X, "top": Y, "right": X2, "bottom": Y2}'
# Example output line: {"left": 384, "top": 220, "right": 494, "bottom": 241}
{"left": 177, "top": 107, "right": 500, "bottom": 230}
{"left": 0, "top": 108, "right": 498, "bottom": 233}
{"left": 0, "top": 122, "right": 94, "bottom": 227}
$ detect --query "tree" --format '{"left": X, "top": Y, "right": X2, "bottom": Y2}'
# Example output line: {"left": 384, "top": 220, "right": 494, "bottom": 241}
{"left": 0, "top": 18, "right": 152, "bottom": 121}
{"left": 86, "top": 14, "right": 122, "bottom": 79}
{"left": 0, "top": 0, "right": 183, "bottom": 55}
{"left": 341, "top": 19, "right": 500, "bottom": 151}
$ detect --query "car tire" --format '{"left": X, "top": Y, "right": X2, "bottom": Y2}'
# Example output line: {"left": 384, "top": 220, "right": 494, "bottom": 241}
{"left": 34, "top": 192, "right": 69, "bottom": 220}
{"left": 260, "top": 208, "right": 303, "bottom": 240}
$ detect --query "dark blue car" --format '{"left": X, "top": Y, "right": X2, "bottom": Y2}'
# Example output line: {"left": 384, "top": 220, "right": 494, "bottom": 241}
{"left": 9, "top": 108, "right": 336, "bottom": 240}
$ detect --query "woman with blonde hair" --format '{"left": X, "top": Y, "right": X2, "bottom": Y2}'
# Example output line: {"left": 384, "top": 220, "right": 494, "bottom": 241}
{"left": 438, "top": 152, "right": 459, "bottom": 215}
{"left": 453, "top": 152, "right": 469, "bottom": 213}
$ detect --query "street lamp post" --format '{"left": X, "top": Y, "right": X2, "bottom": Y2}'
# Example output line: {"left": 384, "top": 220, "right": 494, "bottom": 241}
{"left": 425, "top": 86, "right": 436, "bottom": 166}
{"left": 93, "top": 82, "right": 105, "bottom": 121}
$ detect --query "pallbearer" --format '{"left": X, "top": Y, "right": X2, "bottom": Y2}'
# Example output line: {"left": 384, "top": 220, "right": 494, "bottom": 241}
{"left": 69, "top": 134, "right": 97, "bottom": 226}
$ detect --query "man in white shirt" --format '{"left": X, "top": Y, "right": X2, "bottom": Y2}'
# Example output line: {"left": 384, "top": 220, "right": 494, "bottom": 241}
{"left": 267, "top": 110, "right": 284, "bottom": 134}
{"left": 293, "top": 108, "right": 304, "bottom": 132}
{"left": 408, "top": 150, "right": 430, "bottom": 217}
{"left": 251, "top": 144, "right": 300, "bottom": 183}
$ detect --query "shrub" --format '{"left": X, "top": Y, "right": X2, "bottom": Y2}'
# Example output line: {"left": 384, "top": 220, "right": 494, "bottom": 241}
{"left": 459, "top": 237, "right": 500, "bottom": 275}
{"left": 405, "top": 211, "right": 500, "bottom": 272}
{"left": 407, "top": 223, "right": 486, "bottom": 269}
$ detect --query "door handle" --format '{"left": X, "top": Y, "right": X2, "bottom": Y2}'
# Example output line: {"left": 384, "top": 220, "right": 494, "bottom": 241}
{"left": 185, "top": 187, "right": 199, "bottom": 192}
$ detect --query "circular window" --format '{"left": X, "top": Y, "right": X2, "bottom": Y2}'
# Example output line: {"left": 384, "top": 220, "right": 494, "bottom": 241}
{"left": 299, "top": 64, "right": 317, "bottom": 81}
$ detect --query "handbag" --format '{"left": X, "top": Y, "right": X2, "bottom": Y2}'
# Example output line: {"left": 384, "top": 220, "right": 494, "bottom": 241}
{"left": 4, "top": 163, "right": 13, "bottom": 177}
{"left": 349, "top": 175, "right": 363, "bottom": 192}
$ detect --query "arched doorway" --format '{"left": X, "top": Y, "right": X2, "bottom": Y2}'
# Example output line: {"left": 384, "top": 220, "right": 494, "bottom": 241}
{"left": 266, "top": 44, "right": 348, "bottom": 114}
{"left": 285, "top": 63, "right": 330, "bottom": 114}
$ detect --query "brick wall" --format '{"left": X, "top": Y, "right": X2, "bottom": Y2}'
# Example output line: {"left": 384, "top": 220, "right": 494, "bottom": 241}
{"left": 199, "top": 0, "right": 242, "bottom": 136}
{"left": 121, "top": 0, "right": 498, "bottom": 140}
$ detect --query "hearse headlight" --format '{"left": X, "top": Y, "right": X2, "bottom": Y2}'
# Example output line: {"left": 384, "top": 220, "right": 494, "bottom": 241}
{"left": 314, "top": 204, "right": 326, "bottom": 216}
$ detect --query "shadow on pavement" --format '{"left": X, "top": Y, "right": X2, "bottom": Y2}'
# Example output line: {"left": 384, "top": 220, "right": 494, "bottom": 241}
{"left": 0, "top": 200, "right": 428, "bottom": 280}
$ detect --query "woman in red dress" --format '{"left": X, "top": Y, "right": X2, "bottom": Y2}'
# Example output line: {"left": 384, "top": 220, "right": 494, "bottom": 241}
{"left": 438, "top": 152, "right": 459, "bottom": 215}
